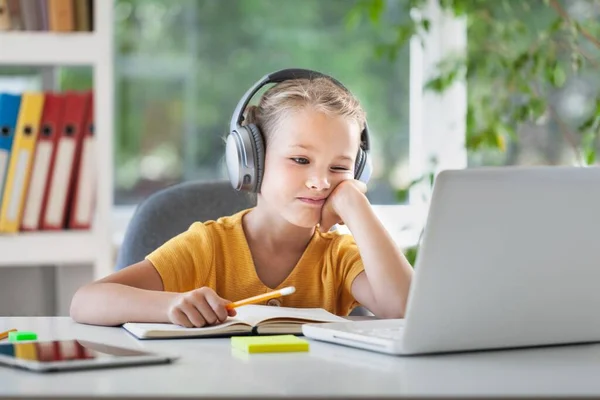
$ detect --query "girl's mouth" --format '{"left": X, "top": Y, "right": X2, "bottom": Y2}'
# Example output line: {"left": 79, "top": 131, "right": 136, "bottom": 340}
{"left": 297, "top": 197, "right": 326, "bottom": 206}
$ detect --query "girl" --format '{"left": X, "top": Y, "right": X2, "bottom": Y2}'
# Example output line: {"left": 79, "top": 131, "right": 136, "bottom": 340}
{"left": 70, "top": 70, "right": 414, "bottom": 327}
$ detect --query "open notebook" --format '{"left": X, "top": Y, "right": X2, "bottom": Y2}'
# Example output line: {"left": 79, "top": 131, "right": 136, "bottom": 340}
{"left": 122, "top": 305, "right": 348, "bottom": 339}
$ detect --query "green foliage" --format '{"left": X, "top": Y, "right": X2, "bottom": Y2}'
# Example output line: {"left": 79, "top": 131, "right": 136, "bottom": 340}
{"left": 403, "top": 245, "right": 419, "bottom": 267}
{"left": 349, "top": 0, "right": 600, "bottom": 201}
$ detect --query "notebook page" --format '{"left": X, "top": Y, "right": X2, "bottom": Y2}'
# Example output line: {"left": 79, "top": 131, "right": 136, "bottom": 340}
{"left": 234, "top": 305, "right": 347, "bottom": 327}
{"left": 122, "top": 318, "right": 250, "bottom": 338}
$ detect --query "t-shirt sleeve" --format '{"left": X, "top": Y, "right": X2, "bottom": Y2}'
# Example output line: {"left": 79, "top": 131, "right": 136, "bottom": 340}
{"left": 333, "top": 233, "right": 365, "bottom": 312}
{"left": 145, "top": 222, "right": 213, "bottom": 293}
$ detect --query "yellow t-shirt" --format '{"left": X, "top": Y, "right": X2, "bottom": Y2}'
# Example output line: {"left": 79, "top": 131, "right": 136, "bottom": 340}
{"left": 145, "top": 208, "right": 365, "bottom": 316}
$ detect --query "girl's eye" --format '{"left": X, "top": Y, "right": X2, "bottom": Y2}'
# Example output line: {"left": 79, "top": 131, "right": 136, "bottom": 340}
{"left": 291, "top": 157, "right": 309, "bottom": 165}
{"left": 332, "top": 166, "right": 351, "bottom": 172}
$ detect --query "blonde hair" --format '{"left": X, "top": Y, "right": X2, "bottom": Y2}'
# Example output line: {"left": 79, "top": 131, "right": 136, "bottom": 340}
{"left": 243, "top": 77, "right": 366, "bottom": 146}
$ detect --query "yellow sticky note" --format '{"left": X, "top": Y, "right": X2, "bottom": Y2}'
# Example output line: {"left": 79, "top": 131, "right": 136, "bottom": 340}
{"left": 231, "top": 335, "right": 309, "bottom": 354}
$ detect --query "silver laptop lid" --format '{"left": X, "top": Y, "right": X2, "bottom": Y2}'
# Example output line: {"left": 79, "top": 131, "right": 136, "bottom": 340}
{"left": 402, "top": 166, "right": 600, "bottom": 354}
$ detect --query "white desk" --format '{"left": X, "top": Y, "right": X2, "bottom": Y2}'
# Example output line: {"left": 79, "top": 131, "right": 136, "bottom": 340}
{"left": 2, "top": 317, "right": 600, "bottom": 399}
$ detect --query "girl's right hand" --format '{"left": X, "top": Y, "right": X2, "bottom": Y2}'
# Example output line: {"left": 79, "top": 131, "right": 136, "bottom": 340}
{"left": 166, "top": 287, "right": 237, "bottom": 328}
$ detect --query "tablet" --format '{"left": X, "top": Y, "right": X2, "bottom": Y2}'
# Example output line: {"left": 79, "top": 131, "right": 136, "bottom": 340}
{"left": 0, "top": 339, "right": 178, "bottom": 372}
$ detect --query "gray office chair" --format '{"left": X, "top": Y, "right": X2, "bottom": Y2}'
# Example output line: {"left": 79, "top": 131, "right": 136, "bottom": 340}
{"left": 115, "top": 180, "right": 256, "bottom": 270}
{"left": 115, "top": 179, "right": 370, "bottom": 316}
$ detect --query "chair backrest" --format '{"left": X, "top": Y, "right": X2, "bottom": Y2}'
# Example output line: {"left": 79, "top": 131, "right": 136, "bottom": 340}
{"left": 115, "top": 180, "right": 256, "bottom": 270}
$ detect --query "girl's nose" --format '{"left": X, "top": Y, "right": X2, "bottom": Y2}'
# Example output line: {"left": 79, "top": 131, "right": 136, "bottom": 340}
{"left": 305, "top": 173, "right": 331, "bottom": 191}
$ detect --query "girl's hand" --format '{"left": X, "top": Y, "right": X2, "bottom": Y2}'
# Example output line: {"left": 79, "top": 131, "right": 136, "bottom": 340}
{"left": 319, "top": 179, "right": 368, "bottom": 232}
{"left": 167, "top": 287, "right": 237, "bottom": 328}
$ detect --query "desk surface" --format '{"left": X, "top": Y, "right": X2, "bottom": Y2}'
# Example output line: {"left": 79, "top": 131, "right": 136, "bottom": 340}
{"left": 2, "top": 317, "right": 600, "bottom": 399}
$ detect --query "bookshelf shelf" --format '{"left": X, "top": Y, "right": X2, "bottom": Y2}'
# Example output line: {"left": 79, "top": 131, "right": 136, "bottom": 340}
{"left": 0, "top": 32, "right": 101, "bottom": 65}
{"left": 0, "top": 231, "right": 97, "bottom": 266}
{"left": 0, "top": 1, "right": 114, "bottom": 280}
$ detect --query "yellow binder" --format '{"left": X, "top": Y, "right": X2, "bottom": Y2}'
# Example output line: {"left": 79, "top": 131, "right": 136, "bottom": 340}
{"left": 14, "top": 343, "right": 38, "bottom": 361}
{"left": 0, "top": 92, "right": 45, "bottom": 233}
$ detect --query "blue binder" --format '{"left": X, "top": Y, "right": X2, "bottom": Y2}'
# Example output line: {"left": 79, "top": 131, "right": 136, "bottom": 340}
{"left": 0, "top": 93, "right": 22, "bottom": 204}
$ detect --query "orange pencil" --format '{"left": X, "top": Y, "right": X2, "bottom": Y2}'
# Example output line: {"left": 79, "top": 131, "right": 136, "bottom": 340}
{"left": 226, "top": 286, "right": 296, "bottom": 310}
{"left": 0, "top": 329, "right": 17, "bottom": 341}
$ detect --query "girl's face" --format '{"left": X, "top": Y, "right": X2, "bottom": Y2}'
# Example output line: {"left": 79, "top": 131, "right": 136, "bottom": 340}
{"left": 258, "top": 107, "right": 362, "bottom": 228}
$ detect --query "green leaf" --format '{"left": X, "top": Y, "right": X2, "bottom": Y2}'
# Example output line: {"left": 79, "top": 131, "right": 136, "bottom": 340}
{"left": 513, "top": 52, "right": 529, "bottom": 70}
{"left": 483, "top": 127, "right": 502, "bottom": 149}
{"left": 404, "top": 246, "right": 419, "bottom": 267}
{"left": 396, "top": 188, "right": 409, "bottom": 203}
{"left": 466, "top": 105, "right": 476, "bottom": 134}
{"left": 424, "top": 65, "right": 461, "bottom": 93}
{"left": 344, "top": 7, "right": 363, "bottom": 30}
{"left": 439, "top": 0, "right": 452, "bottom": 10}
{"left": 578, "top": 115, "right": 596, "bottom": 131}
{"left": 374, "top": 44, "right": 396, "bottom": 61}
{"left": 549, "top": 18, "right": 563, "bottom": 34}
{"left": 585, "top": 147, "right": 596, "bottom": 165}
{"left": 516, "top": 104, "right": 530, "bottom": 122}
{"left": 368, "top": 0, "right": 385, "bottom": 24}
{"left": 451, "top": 0, "right": 468, "bottom": 16}
{"left": 529, "top": 98, "right": 547, "bottom": 119}
{"left": 466, "top": 134, "right": 484, "bottom": 150}
{"left": 552, "top": 64, "right": 566, "bottom": 87}
{"left": 396, "top": 25, "right": 415, "bottom": 46}
{"left": 581, "top": 130, "right": 596, "bottom": 147}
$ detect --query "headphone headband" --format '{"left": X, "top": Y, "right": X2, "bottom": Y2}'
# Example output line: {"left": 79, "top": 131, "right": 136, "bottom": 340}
{"left": 230, "top": 68, "right": 370, "bottom": 151}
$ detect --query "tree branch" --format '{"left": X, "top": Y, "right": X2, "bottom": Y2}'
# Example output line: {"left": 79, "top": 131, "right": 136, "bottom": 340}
{"left": 549, "top": 0, "right": 600, "bottom": 49}
{"left": 556, "top": 41, "right": 600, "bottom": 69}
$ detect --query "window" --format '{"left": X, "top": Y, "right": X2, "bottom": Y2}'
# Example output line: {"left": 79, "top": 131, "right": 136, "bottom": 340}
{"left": 113, "top": 0, "right": 412, "bottom": 206}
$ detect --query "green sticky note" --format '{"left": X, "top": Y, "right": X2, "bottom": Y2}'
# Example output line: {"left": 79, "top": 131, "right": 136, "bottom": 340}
{"left": 231, "top": 335, "right": 309, "bottom": 354}
{"left": 8, "top": 331, "right": 37, "bottom": 342}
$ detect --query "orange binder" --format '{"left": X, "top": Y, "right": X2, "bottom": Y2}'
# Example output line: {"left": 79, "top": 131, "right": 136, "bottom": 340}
{"left": 21, "top": 93, "right": 64, "bottom": 231}
{"left": 68, "top": 93, "right": 94, "bottom": 229}
{"left": 0, "top": 0, "right": 11, "bottom": 30}
{"left": 0, "top": 92, "right": 45, "bottom": 233}
{"left": 47, "top": 0, "right": 74, "bottom": 32}
{"left": 41, "top": 91, "right": 90, "bottom": 230}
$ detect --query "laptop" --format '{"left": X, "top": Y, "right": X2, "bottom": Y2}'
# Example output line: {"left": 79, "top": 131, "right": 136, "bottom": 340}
{"left": 303, "top": 166, "right": 600, "bottom": 355}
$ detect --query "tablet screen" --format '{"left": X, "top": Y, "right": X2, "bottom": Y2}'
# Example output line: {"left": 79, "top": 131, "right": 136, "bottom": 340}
{"left": 0, "top": 339, "right": 152, "bottom": 363}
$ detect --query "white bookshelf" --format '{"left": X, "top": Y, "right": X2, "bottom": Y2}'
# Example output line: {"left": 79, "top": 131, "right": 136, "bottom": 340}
{"left": 0, "top": 1, "right": 114, "bottom": 280}
{"left": 0, "top": 32, "right": 102, "bottom": 65}
{"left": 0, "top": 231, "right": 97, "bottom": 265}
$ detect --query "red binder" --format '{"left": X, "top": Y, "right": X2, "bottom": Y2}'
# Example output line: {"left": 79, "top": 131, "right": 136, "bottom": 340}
{"left": 68, "top": 93, "right": 95, "bottom": 230}
{"left": 21, "top": 93, "right": 64, "bottom": 231}
{"left": 40, "top": 91, "right": 91, "bottom": 230}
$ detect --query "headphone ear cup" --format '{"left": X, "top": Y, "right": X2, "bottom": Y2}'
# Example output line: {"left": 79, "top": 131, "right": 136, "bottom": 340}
{"left": 225, "top": 131, "right": 243, "bottom": 190}
{"left": 246, "top": 124, "right": 265, "bottom": 192}
{"left": 354, "top": 149, "right": 372, "bottom": 184}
